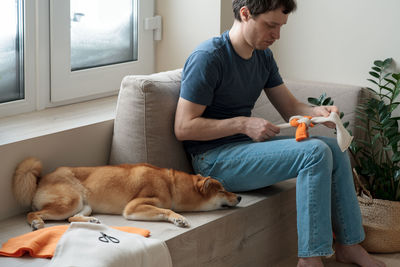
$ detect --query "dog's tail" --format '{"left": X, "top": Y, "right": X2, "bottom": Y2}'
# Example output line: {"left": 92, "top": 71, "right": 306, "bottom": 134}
{"left": 13, "top": 157, "right": 42, "bottom": 208}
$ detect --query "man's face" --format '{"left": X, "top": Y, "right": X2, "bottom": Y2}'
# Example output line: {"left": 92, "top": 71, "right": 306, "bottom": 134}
{"left": 241, "top": 7, "right": 289, "bottom": 50}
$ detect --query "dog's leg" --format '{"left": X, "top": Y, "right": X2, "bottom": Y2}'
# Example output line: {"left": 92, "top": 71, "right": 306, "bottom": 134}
{"left": 28, "top": 192, "right": 87, "bottom": 230}
{"left": 27, "top": 209, "right": 55, "bottom": 231}
{"left": 27, "top": 204, "right": 78, "bottom": 231}
{"left": 68, "top": 204, "right": 101, "bottom": 224}
{"left": 123, "top": 198, "right": 189, "bottom": 227}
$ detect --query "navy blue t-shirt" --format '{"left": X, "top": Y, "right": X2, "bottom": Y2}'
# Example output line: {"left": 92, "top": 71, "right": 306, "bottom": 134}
{"left": 180, "top": 31, "right": 283, "bottom": 155}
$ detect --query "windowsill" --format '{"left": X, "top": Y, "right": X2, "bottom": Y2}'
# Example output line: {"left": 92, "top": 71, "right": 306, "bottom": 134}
{"left": 0, "top": 96, "right": 117, "bottom": 146}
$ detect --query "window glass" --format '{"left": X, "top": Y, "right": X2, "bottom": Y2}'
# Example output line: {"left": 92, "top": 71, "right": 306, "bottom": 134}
{"left": 0, "top": 0, "right": 24, "bottom": 104}
{"left": 70, "top": 0, "right": 138, "bottom": 71}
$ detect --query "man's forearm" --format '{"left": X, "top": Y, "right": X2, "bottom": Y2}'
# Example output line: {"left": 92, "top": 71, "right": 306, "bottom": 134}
{"left": 291, "top": 102, "right": 316, "bottom": 118}
{"left": 175, "top": 116, "right": 246, "bottom": 141}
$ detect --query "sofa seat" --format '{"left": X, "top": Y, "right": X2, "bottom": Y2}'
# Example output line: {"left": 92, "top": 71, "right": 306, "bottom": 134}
{"left": 0, "top": 179, "right": 296, "bottom": 267}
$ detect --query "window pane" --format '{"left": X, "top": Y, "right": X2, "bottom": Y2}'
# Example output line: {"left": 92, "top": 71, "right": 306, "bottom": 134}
{"left": 0, "top": 0, "right": 24, "bottom": 104}
{"left": 70, "top": 0, "right": 138, "bottom": 71}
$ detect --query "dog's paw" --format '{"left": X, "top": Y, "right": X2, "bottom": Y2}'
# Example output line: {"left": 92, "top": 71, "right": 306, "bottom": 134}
{"left": 31, "top": 220, "right": 44, "bottom": 231}
{"left": 172, "top": 217, "right": 189, "bottom": 228}
{"left": 88, "top": 217, "right": 101, "bottom": 224}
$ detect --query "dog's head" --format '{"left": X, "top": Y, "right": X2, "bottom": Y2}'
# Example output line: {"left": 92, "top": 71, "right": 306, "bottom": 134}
{"left": 196, "top": 176, "right": 241, "bottom": 211}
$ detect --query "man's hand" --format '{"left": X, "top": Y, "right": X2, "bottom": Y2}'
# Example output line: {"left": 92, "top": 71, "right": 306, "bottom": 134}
{"left": 242, "top": 117, "right": 280, "bottom": 142}
{"left": 311, "top": 105, "right": 340, "bottom": 129}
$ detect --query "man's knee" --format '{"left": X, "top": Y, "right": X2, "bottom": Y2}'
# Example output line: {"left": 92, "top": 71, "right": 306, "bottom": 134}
{"left": 307, "top": 138, "right": 333, "bottom": 161}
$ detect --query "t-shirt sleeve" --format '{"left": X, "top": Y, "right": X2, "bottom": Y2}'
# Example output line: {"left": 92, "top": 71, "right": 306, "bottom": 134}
{"left": 264, "top": 50, "right": 283, "bottom": 89}
{"left": 180, "top": 51, "right": 221, "bottom": 106}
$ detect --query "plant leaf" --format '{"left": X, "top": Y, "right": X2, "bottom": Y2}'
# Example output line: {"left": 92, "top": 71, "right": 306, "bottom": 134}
{"left": 394, "top": 169, "right": 400, "bottom": 181}
{"left": 389, "top": 135, "right": 400, "bottom": 146}
{"left": 308, "top": 97, "right": 320, "bottom": 106}
{"left": 372, "top": 66, "right": 381, "bottom": 72}
{"left": 374, "top": 60, "right": 384, "bottom": 67}
{"left": 367, "top": 79, "right": 379, "bottom": 86}
{"left": 369, "top": 71, "right": 380, "bottom": 79}
{"left": 393, "top": 152, "right": 400, "bottom": 163}
{"left": 372, "top": 133, "right": 381, "bottom": 145}
{"left": 383, "top": 58, "right": 393, "bottom": 67}
{"left": 318, "top": 93, "right": 326, "bottom": 103}
{"left": 384, "top": 78, "right": 396, "bottom": 86}
{"left": 380, "top": 85, "right": 394, "bottom": 93}
{"left": 392, "top": 73, "right": 400, "bottom": 80}
{"left": 322, "top": 97, "right": 332, "bottom": 106}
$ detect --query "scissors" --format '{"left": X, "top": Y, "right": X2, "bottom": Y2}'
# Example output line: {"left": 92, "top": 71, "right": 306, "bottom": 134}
{"left": 98, "top": 232, "right": 120, "bottom": 243}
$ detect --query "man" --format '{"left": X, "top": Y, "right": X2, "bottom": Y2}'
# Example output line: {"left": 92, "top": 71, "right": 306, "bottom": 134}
{"left": 174, "top": 1, "right": 385, "bottom": 266}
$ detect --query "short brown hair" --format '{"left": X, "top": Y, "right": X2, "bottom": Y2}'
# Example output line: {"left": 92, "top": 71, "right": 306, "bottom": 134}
{"left": 232, "top": 0, "right": 297, "bottom": 21}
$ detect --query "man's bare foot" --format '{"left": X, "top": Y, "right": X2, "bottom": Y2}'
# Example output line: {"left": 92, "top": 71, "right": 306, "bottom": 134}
{"left": 335, "top": 243, "right": 386, "bottom": 267}
{"left": 297, "top": 257, "right": 324, "bottom": 267}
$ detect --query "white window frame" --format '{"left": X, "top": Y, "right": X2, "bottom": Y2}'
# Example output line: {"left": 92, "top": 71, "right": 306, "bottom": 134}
{"left": 50, "top": 0, "right": 154, "bottom": 103}
{"left": 0, "top": 0, "right": 155, "bottom": 117}
{"left": 0, "top": 0, "right": 36, "bottom": 118}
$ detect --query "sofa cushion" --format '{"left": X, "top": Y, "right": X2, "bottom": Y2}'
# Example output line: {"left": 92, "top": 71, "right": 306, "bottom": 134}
{"left": 109, "top": 69, "right": 193, "bottom": 173}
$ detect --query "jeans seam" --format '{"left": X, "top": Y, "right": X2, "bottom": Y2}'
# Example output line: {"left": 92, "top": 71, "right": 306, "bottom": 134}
{"left": 331, "top": 176, "right": 348, "bottom": 242}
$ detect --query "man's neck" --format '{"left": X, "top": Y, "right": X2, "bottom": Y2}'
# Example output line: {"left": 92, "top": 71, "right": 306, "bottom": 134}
{"left": 229, "top": 21, "right": 254, "bottom": 60}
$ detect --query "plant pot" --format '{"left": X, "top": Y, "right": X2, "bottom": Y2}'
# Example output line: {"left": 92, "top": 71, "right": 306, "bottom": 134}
{"left": 352, "top": 168, "right": 400, "bottom": 253}
{"left": 358, "top": 196, "right": 400, "bottom": 253}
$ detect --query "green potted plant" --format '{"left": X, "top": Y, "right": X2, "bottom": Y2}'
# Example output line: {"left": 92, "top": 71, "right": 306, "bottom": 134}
{"left": 308, "top": 58, "right": 400, "bottom": 253}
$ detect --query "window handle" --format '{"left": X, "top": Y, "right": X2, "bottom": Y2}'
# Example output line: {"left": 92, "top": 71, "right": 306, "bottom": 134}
{"left": 72, "top": 12, "right": 85, "bottom": 22}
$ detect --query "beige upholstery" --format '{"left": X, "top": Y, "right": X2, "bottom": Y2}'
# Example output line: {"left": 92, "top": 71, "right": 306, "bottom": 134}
{"left": 109, "top": 69, "right": 362, "bottom": 173}
{"left": 109, "top": 69, "right": 192, "bottom": 173}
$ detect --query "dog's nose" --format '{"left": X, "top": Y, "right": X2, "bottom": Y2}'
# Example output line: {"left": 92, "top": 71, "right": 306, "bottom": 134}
{"left": 237, "top": 196, "right": 242, "bottom": 203}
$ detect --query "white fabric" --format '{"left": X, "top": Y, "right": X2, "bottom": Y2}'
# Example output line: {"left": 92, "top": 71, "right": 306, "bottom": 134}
{"left": 48, "top": 223, "right": 172, "bottom": 267}
{"left": 277, "top": 112, "right": 353, "bottom": 152}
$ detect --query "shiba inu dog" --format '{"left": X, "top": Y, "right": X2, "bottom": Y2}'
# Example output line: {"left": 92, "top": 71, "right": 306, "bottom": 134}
{"left": 13, "top": 158, "right": 241, "bottom": 230}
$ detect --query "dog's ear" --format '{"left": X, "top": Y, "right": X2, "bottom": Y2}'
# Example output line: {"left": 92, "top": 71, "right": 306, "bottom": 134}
{"left": 197, "top": 177, "right": 221, "bottom": 195}
{"left": 197, "top": 177, "right": 211, "bottom": 195}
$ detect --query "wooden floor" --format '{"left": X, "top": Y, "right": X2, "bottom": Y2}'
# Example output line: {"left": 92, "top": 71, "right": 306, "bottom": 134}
{"left": 277, "top": 253, "right": 400, "bottom": 266}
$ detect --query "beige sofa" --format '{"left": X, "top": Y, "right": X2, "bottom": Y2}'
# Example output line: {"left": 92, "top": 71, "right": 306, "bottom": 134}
{"left": 0, "top": 69, "right": 363, "bottom": 266}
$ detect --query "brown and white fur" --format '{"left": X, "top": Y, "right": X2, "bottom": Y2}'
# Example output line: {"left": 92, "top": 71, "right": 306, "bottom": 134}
{"left": 12, "top": 158, "right": 241, "bottom": 230}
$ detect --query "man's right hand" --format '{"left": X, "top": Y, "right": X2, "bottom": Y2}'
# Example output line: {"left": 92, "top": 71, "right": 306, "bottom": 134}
{"left": 241, "top": 117, "right": 280, "bottom": 142}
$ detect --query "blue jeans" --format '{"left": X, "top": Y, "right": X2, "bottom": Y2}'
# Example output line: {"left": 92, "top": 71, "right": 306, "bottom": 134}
{"left": 191, "top": 136, "right": 365, "bottom": 257}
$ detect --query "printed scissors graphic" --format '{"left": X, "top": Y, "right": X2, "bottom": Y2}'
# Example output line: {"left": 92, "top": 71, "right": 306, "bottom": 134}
{"left": 98, "top": 232, "right": 120, "bottom": 243}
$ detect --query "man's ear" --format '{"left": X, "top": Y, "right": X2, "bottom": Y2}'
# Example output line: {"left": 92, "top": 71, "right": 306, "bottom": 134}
{"left": 240, "top": 6, "right": 251, "bottom": 22}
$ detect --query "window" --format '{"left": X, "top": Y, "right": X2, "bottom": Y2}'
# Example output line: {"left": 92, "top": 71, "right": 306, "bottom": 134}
{"left": 0, "top": 0, "right": 24, "bottom": 104}
{"left": 70, "top": 0, "right": 138, "bottom": 71}
{"left": 0, "top": 0, "right": 155, "bottom": 117}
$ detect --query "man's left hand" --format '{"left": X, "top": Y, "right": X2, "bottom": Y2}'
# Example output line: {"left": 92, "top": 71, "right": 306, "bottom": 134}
{"left": 311, "top": 106, "right": 339, "bottom": 129}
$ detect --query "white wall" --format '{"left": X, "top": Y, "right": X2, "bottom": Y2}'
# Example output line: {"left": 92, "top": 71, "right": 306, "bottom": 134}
{"left": 270, "top": 0, "right": 400, "bottom": 87}
{"left": 155, "top": 0, "right": 229, "bottom": 72}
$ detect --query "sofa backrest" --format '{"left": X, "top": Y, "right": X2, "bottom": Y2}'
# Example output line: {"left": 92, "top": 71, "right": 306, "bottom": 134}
{"left": 109, "top": 69, "right": 193, "bottom": 173}
{"left": 253, "top": 80, "right": 362, "bottom": 138}
{"left": 109, "top": 69, "right": 362, "bottom": 172}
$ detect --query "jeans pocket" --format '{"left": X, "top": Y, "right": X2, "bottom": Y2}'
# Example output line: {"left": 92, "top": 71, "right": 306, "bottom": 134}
{"left": 192, "top": 148, "right": 220, "bottom": 175}
{"left": 192, "top": 152, "right": 210, "bottom": 176}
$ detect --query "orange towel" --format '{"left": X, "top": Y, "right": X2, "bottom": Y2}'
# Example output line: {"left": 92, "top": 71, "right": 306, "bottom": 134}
{"left": 0, "top": 225, "right": 150, "bottom": 259}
